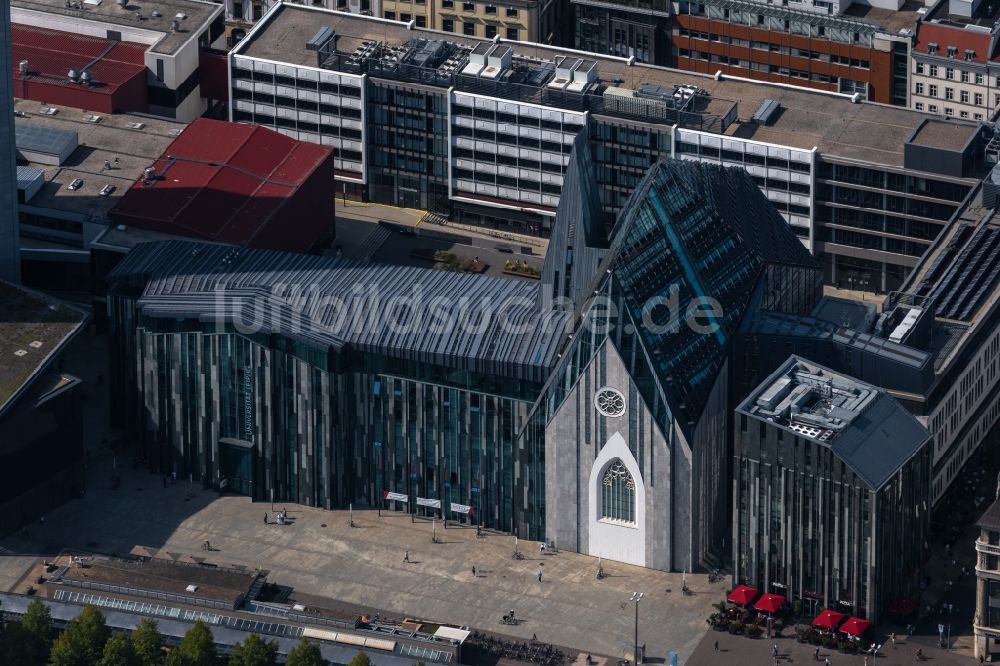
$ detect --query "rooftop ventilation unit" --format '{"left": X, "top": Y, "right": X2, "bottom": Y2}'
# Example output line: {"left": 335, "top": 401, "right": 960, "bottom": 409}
{"left": 169, "top": 128, "right": 183, "bottom": 136}
{"left": 40, "top": 107, "right": 58, "bottom": 116}
{"left": 67, "top": 68, "right": 81, "bottom": 83}
{"left": 127, "top": 122, "right": 146, "bottom": 130}
{"left": 80, "top": 70, "right": 92, "bottom": 85}
{"left": 752, "top": 98, "right": 781, "bottom": 125}
{"left": 175, "top": 12, "right": 187, "bottom": 20}
{"left": 84, "top": 114, "right": 102, "bottom": 123}
{"left": 68, "top": 178, "right": 83, "bottom": 190}
{"left": 116, "top": 0, "right": 127, "bottom": 7}
{"left": 19, "top": 60, "right": 28, "bottom": 75}
{"left": 170, "top": 19, "right": 180, "bottom": 31}
{"left": 151, "top": 10, "right": 161, "bottom": 17}
{"left": 306, "top": 26, "right": 335, "bottom": 51}
{"left": 99, "top": 184, "right": 115, "bottom": 196}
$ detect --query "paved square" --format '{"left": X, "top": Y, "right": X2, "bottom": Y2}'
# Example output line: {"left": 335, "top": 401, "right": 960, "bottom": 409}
{"left": 1, "top": 457, "right": 719, "bottom": 664}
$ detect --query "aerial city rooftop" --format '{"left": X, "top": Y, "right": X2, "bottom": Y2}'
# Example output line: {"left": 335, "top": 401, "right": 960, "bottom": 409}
{"left": 6, "top": 0, "right": 1000, "bottom": 661}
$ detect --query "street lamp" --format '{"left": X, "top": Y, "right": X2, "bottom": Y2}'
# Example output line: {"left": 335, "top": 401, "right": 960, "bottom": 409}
{"left": 630, "top": 592, "right": 643, "bottom": 666}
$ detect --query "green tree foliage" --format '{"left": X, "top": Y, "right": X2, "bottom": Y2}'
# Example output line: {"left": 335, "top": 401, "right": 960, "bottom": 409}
{"left": 130, "top": 619, "right": 166, "bottom": 666}
{"left": 165, "top": 621, "right": 217, "bottom": 666}
{"left": 285, "top": 639, "right": 325, "bottom": 666}
{"left": 0, "top": 621, "right": 45, "bottom": 666}
{"left": 49, "top": 605, "right": 111, "bottom": 666}
{"left": 228, "top": 634, "right": 278, "bottom": 666}
{"left": 347, "top": 652, "right": 372, "bottom": 666}
{"left": 97, "top": 633, "right": 141, "bottom": 666}
{"left": 22, "top": 598, "right": 55, "bottom": 657}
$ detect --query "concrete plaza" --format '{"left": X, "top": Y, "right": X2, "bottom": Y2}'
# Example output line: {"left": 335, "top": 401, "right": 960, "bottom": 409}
{"left": 0, "top": 456, "right": 718, "bottom": 664}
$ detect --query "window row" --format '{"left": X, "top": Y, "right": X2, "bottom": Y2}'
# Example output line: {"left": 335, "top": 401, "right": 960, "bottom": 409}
{"left": 231, "top": 68, "right": 361, "bottom": 97}
{"left": 440, "top": 0, "right": 519, "bottom": 16}
{"left": 440, "top": 18, "right": 519, "bottom": 39}
{"left": 453, "top": 168, "right": 562, "bottom": 193}
{"left": 451, "top": 125, "right": 572, "bottom": 153}
{"left": 675, "top": 29, "right": 869, "bottom": 68}
{"left": 453, "top": 147, "right": 564, "bottom": 172}
{"left": 451, "top": 105, "right": 582, "bottom": 131}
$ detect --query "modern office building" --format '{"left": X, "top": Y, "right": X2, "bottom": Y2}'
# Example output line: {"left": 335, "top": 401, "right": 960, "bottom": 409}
{"left": 734, "top": 356, "right": 930, "bottom": 622}
{"left": 1, "top": 0, "right": 20, "bottom": 283}
{"left": 574, "top": 0, "right": 914, "bottom": 105}
{"left": 10, "top": 0, "right": 226, "bottom": 121}
{"left": 975, "top": 497, "right": 1000, "bottom": 661}
{"left": 106, "top": 155, "right": 825, "bottom": 570}
{"left": 911, "top": 0, "right": 1000, "bottom": 120}
{"left": 0, "top": 280, "right": 88, "bottom": 536}
{"left": 230, "top": 3, "right": 987, "bottom": 294}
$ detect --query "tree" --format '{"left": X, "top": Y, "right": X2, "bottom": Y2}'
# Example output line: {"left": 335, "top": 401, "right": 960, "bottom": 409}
{"left": 22, "top": 598, "right": 54, "bottom": 658}
{"left": 285, "top": 639, "right": 325, "bottom": 666}
{"left": 165, "top": 621, "right": 217, "bottom": 666}
{"left": 347, "top": 652, "right": 371, "bottom": 666}
{"left": 228, "top": 634, "right": 277, "bottom": 666}
{"left": 98, "top": 633, "right": 141, "bottom": 666}
{"left": 0, "top": 621, "right": 44, "bottom": 666}
{"left": 130, "top": 619, "right": 165, "bottom": 666}
{"left": 49, "top": 605, "right": 111, "bottom": 666}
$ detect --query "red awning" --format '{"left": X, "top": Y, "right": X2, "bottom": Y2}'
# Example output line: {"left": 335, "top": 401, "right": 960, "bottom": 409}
{"left": 840, "top": 617, "right": 872, "bottom": 637}
{"left": 754, "top": 593, "right": 786, "bottom": 614}
{"left": 727, "top": 585, "right": 759, "bottom": 606}
{"left": 812, "top": 609, "right": 846, "bottom": 629}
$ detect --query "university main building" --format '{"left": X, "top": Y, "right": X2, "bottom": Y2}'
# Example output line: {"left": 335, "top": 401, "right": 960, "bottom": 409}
{"left": 109, "top": 141, "right": 977, "bottom": 620}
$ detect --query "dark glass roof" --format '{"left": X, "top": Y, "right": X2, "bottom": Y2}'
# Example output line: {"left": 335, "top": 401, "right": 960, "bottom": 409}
{"left": 604, "top": 159, "right": 817, "bottom": 428}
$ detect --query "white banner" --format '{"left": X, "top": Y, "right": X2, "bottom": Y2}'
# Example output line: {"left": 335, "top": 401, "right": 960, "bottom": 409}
{"left": 450, "top": 502, "right": 472, "bottom": 514}
{"left": 384, "top": 491, "right": 408, "bottom": 502}
{"left": 416, "top": 497, "right": 441, "bottom": 509}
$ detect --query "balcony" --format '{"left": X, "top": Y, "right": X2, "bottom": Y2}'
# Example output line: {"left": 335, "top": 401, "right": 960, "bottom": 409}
{"left": 977, "top": 539, "right": 1000, "bottom": 556}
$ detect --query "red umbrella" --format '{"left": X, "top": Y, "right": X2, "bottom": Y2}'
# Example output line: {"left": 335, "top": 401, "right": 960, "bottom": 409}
{"left": 727, "top": 585, "right": 760, "bottom": 606}
{"left": 840, "top": 617, "right": 872, "bottom": 637}
{"left": 812, "top": 609, "right": 846, "bottom": 630}
{"left": 754, "top": 593, "right": 786, "bottom": 614}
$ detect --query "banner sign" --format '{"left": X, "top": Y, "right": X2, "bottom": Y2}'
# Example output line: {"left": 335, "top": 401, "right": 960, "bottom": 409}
{"left": 384, "top": 491, "right": 408, "bottom": 502}
{"left": 450, "top": 502, "right": 474, "bottom": 515}
{"left": 416, "top": 497, "right": 441, "bottom": 509}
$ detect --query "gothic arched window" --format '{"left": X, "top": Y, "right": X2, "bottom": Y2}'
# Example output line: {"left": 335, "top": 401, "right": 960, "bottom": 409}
{"left": 601, "top": 460, "right": 636, "bottom": 524}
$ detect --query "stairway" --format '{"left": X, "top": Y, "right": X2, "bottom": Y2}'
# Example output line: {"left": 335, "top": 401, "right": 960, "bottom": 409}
{"left": 356, "top": 225, "right": 392, "bottom": 261}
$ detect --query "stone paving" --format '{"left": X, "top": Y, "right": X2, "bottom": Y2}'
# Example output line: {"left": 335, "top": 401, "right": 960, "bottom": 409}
{"left": 0, "top": 456, "right": 718, "bottom": 664}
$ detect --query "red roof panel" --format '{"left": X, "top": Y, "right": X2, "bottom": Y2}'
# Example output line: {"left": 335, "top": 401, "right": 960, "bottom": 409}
{"left": 11, "top": 24, "right": 147, "bottom": 94}
{"left": 914, "top": 22, "right": 995, "bottom": 64}
{"left": 112, "top": 119, "right": 334, "bottom": 249}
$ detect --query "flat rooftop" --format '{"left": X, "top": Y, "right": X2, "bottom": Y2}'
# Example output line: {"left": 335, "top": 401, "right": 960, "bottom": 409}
{"left": 237, "top": 4, "right": 954, "bottom": 168}
{"left": 13, "top": 98, "right": 181, "bottom": 222}
{"left": 11, "top": 0, "right": 221, "bottom": 55}
{"left": 909, "top": 119, "right": 979, "bottom": 150}
{"left": 924, "top": 0, "right": 1000, "bottom": 29}
{"left": 843, "top": 1, "right": 924, "bottom": 34}
{"left": 58, "top": 554, "right": 260, "bottom": 607}
{"left": 0, "top": 281, "right": 87, "bottom": 417}
{"left": 739, "top": 356, "right": 929, "bottom": 488}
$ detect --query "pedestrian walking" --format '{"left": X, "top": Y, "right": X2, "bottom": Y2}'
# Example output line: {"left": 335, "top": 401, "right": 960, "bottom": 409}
{"left": 824, "top": 659, "right": 830, "bottom": 666}
{"left": 814, "top": 646, "right": 820, "bottom": 661}
{"left": 472, "top": 565, "right": 477, "bottom": 577}
{"left": 889, "top": 632, "right": 895, "bottom": 646}
{"left": 540, "top": 543, "right": 546, "bottom": 555}
{"left": 863, "top": 655, "right": 869, "bottom": 666}
{"left": 714, "top": 641, "right": 719, "bottom": 652}
{"left": 403, "top": 550, "right": 410, "bottom": 563}
{"left": 537, "top": 570, "right": 543, "bottom": 582}
{"left": 773, "top": 644, "right": 778, "bottom": 658}
{"left": 264, "top": 512, "right": 268, "bottom": 524}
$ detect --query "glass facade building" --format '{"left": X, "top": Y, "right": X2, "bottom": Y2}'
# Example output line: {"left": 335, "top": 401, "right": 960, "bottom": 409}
{"left": 734, "top": 357, "right": 931, "bottom": 622}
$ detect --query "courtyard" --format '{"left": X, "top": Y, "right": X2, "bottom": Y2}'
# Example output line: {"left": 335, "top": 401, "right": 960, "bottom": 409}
{"left": 0, "top": 453, "right": 718, "bottom": 664}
